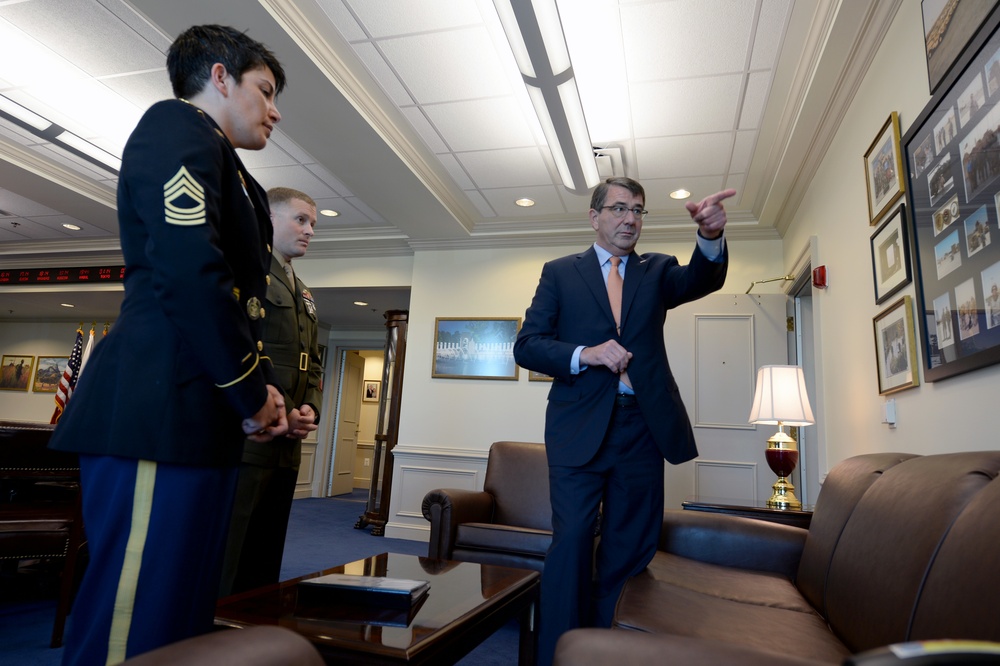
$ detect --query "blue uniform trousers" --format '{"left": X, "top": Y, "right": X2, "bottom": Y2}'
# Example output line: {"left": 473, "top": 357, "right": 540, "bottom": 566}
{"left": 539, "top": 400, "right": 665, "bottom": 666}
{"left": 62, "top": 455, "right": 237, "bottom": 665}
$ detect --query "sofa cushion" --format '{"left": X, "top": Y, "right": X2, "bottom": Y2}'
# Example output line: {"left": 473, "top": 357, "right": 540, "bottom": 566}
{"left": 795, "top": 452, "right": 916, "bottom": 617}
{"left": 614, "top": 577, "right": 850, "bottom": 663}
{"left": 642, "top": 552, "right": 814, "bottom": 613}
{"left": 909, "top": 470, "right": 1000, "bottom": 642}
{"left": 455, "top": 522, "right": 551, "bottom": 557}
{"left": 823, "top": 451, "right": 1000, "bottom": 653}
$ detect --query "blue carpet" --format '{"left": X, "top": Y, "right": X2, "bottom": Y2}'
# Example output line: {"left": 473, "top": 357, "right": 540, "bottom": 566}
{"left": 0, "top": 492, "right": 518, "bottom": 665}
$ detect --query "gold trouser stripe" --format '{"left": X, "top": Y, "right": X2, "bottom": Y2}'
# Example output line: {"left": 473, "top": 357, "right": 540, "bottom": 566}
{"left": 216, "top": 354, "right": 259, "bottom": 388}
{"left": 106, "top": 460, "right": 157, "bottom": 665}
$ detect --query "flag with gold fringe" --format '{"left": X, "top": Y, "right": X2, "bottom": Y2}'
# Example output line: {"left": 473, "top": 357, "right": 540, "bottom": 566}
{"left": 50, "top": 327, "right": 84, "bottom": 424}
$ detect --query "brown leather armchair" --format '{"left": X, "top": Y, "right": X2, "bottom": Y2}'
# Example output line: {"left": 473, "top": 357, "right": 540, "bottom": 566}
{"left": 422, "top": 441, "right": 552, "bottom": 571}
{"left": 120, "top": 626, "right": 323, "bottom": 666}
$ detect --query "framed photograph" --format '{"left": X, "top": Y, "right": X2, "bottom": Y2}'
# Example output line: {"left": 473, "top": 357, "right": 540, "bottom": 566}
{"left": 33, "top": 356, "right": 69, "bottom": 393}
{"left": 0, "top": 355, "right": 35, "bottom": 392}
{"left": 922, "top": 0, "right": 999, "bottom": 95}
{"left": 903, "top": 7, "right": 1000, "bottom": 381}
{"left": 865, "top": 112, "right": 906, "bottom": 226}
{"left": 870, "top": 205, "right": 912, "bottom": 304}
{"left": 873, "top": 296, "right": 920, "bottom": 395}
{"left": 362, "top": 380, "right": 380, "bottom": 402}
{"left": 528, "top": 370, "right": 553, "bottom": 382}
{"left": 432, "top": 317, "right": 521, "bottom": 380}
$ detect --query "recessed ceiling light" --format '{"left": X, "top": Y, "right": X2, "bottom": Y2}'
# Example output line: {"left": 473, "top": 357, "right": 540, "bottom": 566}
{"left": 320, "top": 209, "right": 339, "bottom": 217}
{"left": 62, "top": 223, "right": 81, "bottom": 231}
{"left": 354, "top": 301, "right": 368, "bottom": 307}
{"left": 60, "top": 303, "right": 75, "bottom": 308}
{"left": 670, "top": 189, "right": 691, "bottom": 200}
{"left": 515, "top": 198, "right": 535, "bottom": 207}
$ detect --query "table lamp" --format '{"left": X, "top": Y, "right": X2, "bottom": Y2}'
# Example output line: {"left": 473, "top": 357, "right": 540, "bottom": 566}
{"left": 748, "top": 365, "right": 814, "bottom": 509}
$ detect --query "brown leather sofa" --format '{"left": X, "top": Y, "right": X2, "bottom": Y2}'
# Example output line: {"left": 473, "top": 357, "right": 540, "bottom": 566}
{"left": 422, "top": 441, "right": 552, "bottom": 572}
{"left": 555, "top": 451, "right": 1000, "bottom": 665}
{"left": 120, "top": 626, "right": 323, "bottom": 665}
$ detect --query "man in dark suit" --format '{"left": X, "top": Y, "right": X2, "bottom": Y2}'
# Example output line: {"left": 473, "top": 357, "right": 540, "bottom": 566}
{"left": 49, "top": 25, "right": 288, "bottom": 665}
{"left": 220, "top": 187, "right": 323, "bottom": 596}
{"left": 513, "top": 177, "right": 734, "bottom": 665}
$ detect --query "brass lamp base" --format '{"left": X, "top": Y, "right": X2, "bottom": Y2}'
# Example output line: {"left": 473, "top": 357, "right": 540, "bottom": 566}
{"left": 764, "top": 430, "right": 802, "bottom": 510}
{"left": 767, "top": 476, "right": 802, "bottom": 510}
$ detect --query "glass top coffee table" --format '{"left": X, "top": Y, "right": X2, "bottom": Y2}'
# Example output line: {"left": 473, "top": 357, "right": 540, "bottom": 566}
{"left": 215, "top": 552, "right": 539, "bottom": 665}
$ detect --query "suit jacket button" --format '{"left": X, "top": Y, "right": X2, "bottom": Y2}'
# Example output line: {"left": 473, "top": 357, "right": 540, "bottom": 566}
{"left": 260, "top": 307, "right": 266, "bottom": 318}
{"left": 257, "top": 341, "right": 264, "bottom": 351}
{"left": 265, "top": 275, "right": 271, "bottom": 285}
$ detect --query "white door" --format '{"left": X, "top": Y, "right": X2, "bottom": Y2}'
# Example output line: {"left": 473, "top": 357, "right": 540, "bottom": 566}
{"left": 663, "top": 293, "right": 791, "bottom": 508}
{"left": 329, "top": 351, "right": 365, "bottom": 496}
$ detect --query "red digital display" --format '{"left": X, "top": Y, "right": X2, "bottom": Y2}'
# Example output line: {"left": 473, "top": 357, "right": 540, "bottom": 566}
{"left": 0, "top": 266, "right": 125, "bottom": 285}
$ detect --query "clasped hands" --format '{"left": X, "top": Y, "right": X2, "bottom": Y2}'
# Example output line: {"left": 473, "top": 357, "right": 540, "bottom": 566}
{"left": 581, "top": 340, "right": 632, "bottom": 375}
{"left": 242, "top": 384, "right": 290, "bottom": 442}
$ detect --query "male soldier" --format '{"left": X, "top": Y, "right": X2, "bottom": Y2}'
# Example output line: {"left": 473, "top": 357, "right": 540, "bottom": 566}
{"left": 220, "top": 187, "right": 322, "bottom": 596}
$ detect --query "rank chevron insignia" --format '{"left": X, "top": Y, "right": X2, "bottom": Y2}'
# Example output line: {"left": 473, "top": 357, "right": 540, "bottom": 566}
{"left": 163, "top": 165, "right": 206, "bottom": 225}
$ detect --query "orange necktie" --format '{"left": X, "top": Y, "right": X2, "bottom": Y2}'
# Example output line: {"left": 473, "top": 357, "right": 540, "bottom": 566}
{"left": 607, "top": 256, "right": 632, "bottom": 389}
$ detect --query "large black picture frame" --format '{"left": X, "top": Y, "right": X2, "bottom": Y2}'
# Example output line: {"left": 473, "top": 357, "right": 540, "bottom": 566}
{"left": 903, "top": 7, "right": 1000, "bottom": 382}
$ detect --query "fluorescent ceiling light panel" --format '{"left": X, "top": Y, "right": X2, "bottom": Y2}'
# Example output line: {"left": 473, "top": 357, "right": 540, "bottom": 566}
{"left": 56, "top": 131, "right": 122, "bottom": 172}
{"left": 0, "top": 94, "right": 51, "bottom": 131}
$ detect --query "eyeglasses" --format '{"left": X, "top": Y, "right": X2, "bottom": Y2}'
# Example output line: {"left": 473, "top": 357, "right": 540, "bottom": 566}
{"left": 600, "top": 205, "right": 648, "bottom": 220}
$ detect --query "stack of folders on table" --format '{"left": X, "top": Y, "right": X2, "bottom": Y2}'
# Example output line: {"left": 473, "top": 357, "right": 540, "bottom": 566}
{"left": 296, "top": 573, "right": 431, "bottom": 611}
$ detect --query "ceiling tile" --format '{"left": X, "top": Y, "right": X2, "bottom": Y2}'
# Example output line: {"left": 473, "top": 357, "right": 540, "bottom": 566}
{"left": 739, "top": 70, "right": 771, "bottom": 129}
{"left": 622, "top": 0, "right": 754, "bottom": 81}
{"left": 731, "top": 130, "right": 756, "bottom": 172}
{"left": 29, "top": 214, "right": 109, "bottom": 237}
{"left": 237, "top": 142, "right": 298, "bottom": 169}
{"left": 635, "top": 133, "right": 732, "bottom": 179}
{"left": 315, "top": 0, "right": 368, "bottom": 42}
{"left": 437, "top": 153, "right": 475, "bottom": 189}
{"left": 425, "top": 97, "right": 535, "bottom": 152}
{"left": 0, "top": 188, "right": 61, "bottom": 217}
{"left": 0, "top": 0, "right": 165, "bottom": 77}
{"left": 637, "top": 176, "right": 727, "bottom": 210}
{"left": 377, "top": 28, "right": 511, "bottom": 104}
{"left": 354, "top": 42, "right": 415, "bottom": 106}
{"left": 751, "top": 0, "right": 793, "bottom": 70}
{"left": 481, "top": 184, "right": 571, "bottom": 217}
{"left": 459, "top": 147, "right": 551, "bottom": 189}
{"left": 100, "top": 70, "right": 172, "bottom": 116}
{"left": 400, "top": 106, "right": 448, "bottom": 153}
{"left": 630, "top": 75, "right": 742, "bottom": 137}
{"left": 345, "top": 0, "right": 483, "bottom": 38}
{"left": 253, "top": 164, "right": 341, "bottom": 199}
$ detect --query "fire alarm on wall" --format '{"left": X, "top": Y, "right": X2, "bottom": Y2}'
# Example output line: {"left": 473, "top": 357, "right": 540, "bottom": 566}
{"left": 812, "top": 266, "right": 827, "bottom": 289}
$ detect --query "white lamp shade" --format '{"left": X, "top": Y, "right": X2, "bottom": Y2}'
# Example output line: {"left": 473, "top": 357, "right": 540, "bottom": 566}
{"left": 749, "top": 365, "right": 815, "bottom": 426}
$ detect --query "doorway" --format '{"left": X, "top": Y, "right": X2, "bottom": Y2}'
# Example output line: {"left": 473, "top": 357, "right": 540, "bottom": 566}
{"left": 314, "top": 344, "right": 384, "bottom": 497}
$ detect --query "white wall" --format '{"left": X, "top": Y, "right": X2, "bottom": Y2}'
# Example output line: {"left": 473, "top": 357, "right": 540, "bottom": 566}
{"left": 0, "top": 321, "right": 91, "bottom": 422}
{"left": 396, "top": 239, "right": 785, "bottom": 452}
{"left": 785, "top": 2, "right": 1000, "bottom": 468}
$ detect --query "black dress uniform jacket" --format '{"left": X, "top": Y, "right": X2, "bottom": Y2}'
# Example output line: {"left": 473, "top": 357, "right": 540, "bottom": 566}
{"left": 50, "top": 99, "right": 277, "bottom": 467}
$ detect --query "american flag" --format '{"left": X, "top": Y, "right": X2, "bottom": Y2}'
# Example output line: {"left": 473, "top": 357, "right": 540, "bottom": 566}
{"left": 50, "top": 328, "right": 84, "bottom": 424}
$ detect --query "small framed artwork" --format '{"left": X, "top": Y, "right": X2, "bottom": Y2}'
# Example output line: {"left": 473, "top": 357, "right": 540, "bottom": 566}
{"left": 0, "top": 355, "right": 35, "bottom": 392}
{"left": 870, "top": 205, "right": 912, "bottom": 304}
{"left": 872, "top": 296, "right": 920, "bottom": 396}
{"left": 922, "top": 0, "right": 1000, "bottom": 95}
{"left": 432, "top": 317, "right": 521, "bottom": 380}
{"left": 33, "top": 356, "right": 69, "bottom": 393}
{"left": 528, "top": 370, "right": 553, "bottom": 382}
{"left": 864, "top": 112, "right": 906, "bottom": 226}
{"left": 362, "top": 380, "right": 380, "bottom": 403}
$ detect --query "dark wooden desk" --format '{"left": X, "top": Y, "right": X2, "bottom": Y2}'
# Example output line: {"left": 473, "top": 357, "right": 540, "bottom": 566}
{"left": 215, "top": 552, "right": 539, "bottom": 665}
{"left": 681, "top": 496, "right": 814, "bottom": 529}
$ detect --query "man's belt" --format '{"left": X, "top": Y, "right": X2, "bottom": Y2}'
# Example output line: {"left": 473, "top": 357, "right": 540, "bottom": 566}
{"left": 615, "top": 392, "right": 637, "bottom": 407}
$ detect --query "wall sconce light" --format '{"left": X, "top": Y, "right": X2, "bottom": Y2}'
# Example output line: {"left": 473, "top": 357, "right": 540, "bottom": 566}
{"left": 493, "top": 0, "right": 599, "bottom": 194}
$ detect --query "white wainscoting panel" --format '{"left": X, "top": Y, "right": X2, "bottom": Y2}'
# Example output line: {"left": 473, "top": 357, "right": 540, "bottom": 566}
{"left": 294, "top": 441, "right": 317, "bottom": 499}
{"left": 693, "top": 459, "right": 758, "bottom": 502}
{"left": 384, "top": 445, "right": 490, "bottom": 541}
{"left": 694, "top": 314, "right": 755, "bottom": 429}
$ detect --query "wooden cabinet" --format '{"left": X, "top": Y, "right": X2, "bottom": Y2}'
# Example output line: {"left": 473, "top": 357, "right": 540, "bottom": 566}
{"left": 355, "top": 310, "right": 407, "bottom": 536}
